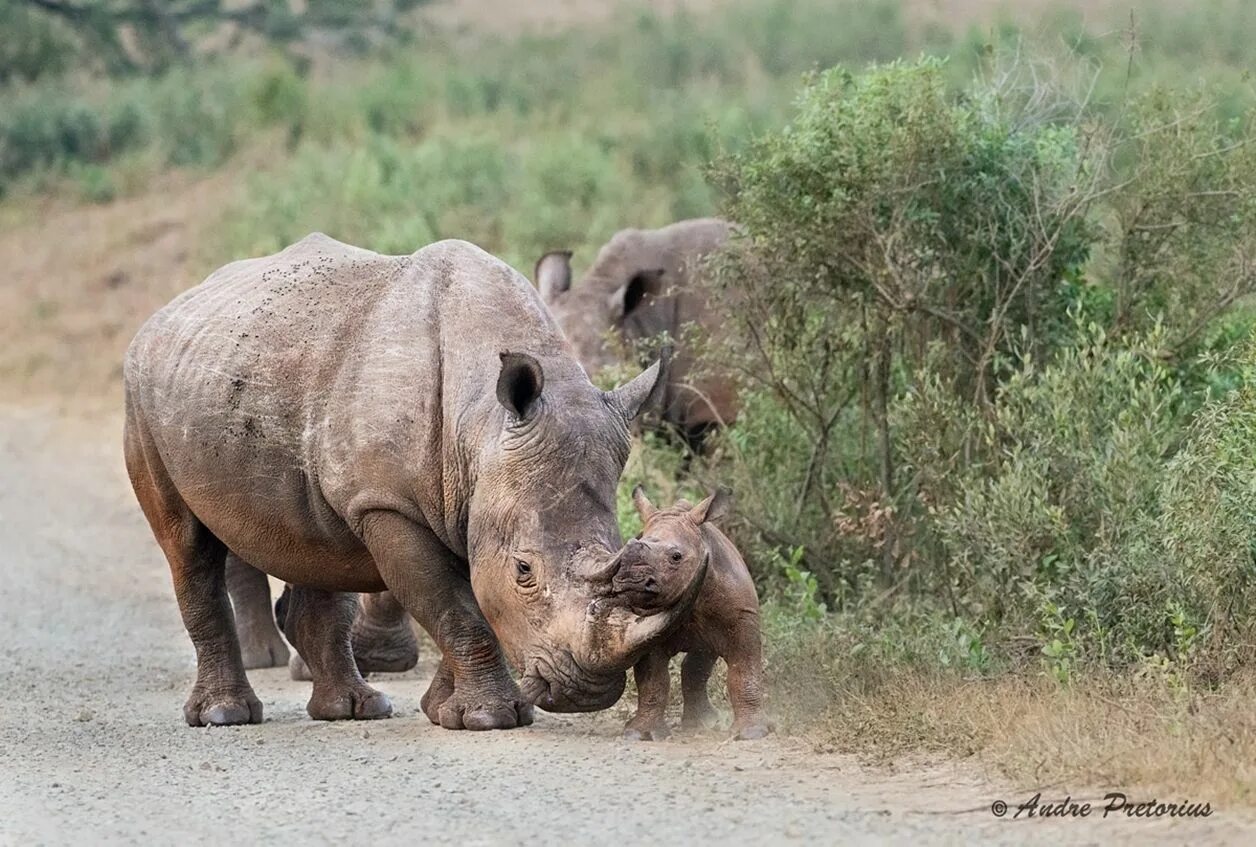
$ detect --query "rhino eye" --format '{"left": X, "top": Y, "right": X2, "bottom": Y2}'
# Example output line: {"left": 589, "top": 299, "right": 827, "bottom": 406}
{"left": 515, "top": 559, "right": 533, "bottom": 579}
{"left": 669, "top": 550, "right": 683, "bottom": 563}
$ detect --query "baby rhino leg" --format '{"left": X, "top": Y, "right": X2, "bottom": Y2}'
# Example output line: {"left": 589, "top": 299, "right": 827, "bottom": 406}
{"left": 624, "top": 649, "right": 671, "bottom": 741}
{"left": 725, "top": 624, "right": 771, "bottom": 740}
{"left": 679, "top": 649, "right": 719, "bottom": 730}
{"left": 279, "top": 586, "right": 392, "bottom": 721}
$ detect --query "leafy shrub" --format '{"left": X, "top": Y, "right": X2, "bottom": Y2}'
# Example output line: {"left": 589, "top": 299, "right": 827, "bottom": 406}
{"left": 700, "top": 54, "right": 1256, "bottom": 679}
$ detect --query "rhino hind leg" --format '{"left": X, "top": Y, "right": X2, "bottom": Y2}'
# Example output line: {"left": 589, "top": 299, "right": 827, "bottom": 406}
{"left": 351, "top": 591, "right": 419, "bottom": 674}
{"left": 276, "top": 588, "right": 416, "bottom": 680}
{"left": 125, "top": 424, "right": 262, "bottom": 727}
{"left": 679, "top": 649, "right": 719, "bottom": 730}
{"left": 278, "top": 586, "right": 393, "bottom": 721}
{"left": 225, "top": 554, "right": 291, "bottom": 670}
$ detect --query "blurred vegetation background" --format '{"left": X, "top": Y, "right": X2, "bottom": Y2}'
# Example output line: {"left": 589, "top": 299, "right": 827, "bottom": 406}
{"left": 6, "top": 0, "right": 1256, "bottom": 765}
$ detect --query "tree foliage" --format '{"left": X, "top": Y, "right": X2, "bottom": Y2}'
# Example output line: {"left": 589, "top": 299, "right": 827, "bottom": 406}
{"left": 702, "top": 56, "right": 1256, "bottom": 671}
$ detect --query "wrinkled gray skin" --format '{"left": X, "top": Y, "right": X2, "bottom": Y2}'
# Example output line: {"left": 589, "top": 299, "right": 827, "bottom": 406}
{"left": 536, "top": 218, "right": 737, "bottom": 448}
{"left": 123, "top": 234, "right": 704, "bottom": 729}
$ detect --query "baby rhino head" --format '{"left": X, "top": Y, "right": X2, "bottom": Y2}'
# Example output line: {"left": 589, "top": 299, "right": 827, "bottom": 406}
{"left": 613, "top": 486, "right": 731, "bottom": 611}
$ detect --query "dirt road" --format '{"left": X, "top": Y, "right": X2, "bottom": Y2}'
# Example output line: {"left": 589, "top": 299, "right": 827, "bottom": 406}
{"left": 0, "top": 404, "right": 1248, "bottom": 845}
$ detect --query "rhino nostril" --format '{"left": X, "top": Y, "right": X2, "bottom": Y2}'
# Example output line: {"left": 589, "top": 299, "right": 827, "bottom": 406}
{"left": 645, "top": 577, "right": 658, "bottom": 590}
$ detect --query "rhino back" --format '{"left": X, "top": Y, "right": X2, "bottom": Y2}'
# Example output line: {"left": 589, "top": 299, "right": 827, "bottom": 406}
{"left": 125, "top": 234, "right": 563, "bottom": 582}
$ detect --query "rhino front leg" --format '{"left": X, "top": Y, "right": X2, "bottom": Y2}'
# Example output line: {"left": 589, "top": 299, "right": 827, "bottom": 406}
{"left": 225, "top": 553, "right": 291, "bottom": 669}
{"left": 279, "top": 586, "right": 393, "bottom": 721}
{"left": 362, "top": 511, "right": 532, "bottom": 730}
{"left": 352, "top": 591, "right": 419, "bottom": 674}
{"left": 623, "top": 649, "right": 672, "bottom": 741}
{"left": 419, "top": 655, "right": 456, "bottom": 723}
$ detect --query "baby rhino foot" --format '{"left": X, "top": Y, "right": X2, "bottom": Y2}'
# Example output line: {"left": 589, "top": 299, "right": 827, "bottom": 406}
{"left": 680, "top": 703, "right": 720, "bottom": 732}
{"left": 732, "top": 719, "right": 772, "bottom": 741}
{"left": 184, "top": 688, "right": 263, "bottom": 727}
{"left": 436, "top": 688, "right": 533, "bottom": 731}
{"left": 623, "top": 717, "right": 671, "bottom": 742}
{"left": 307, "top": 681, "right": 392, "bottom": 721}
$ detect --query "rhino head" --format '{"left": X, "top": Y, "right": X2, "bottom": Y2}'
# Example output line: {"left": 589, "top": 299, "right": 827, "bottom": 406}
{"left": 466, "top": 348, "right": 703, "bottom": 712}
{"left": 534, "top": 243, "right": 667, "bottom": 382}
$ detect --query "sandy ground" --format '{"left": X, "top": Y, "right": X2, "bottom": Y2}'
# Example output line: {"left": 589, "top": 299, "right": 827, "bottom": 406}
{"left": 1, "top": 403, "right": 1252, "bottom": 845}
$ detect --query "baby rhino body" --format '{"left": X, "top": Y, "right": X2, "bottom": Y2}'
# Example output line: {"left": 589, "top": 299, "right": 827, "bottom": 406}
{"left": 615, "top": 487, "right": 770, "bottom": 740}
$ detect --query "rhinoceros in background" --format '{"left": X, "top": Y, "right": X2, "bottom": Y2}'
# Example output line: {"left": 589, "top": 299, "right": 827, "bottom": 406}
{"left": 124, "top": 234, "right": 705, "bottom": 729}
{"left": 536, "top": 218, "right": 738, "bottom": 450}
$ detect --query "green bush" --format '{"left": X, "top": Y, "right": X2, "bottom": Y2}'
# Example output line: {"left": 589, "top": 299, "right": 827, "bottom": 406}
{"left": 700, "top": 54, "right": 1256, "bottom": 679}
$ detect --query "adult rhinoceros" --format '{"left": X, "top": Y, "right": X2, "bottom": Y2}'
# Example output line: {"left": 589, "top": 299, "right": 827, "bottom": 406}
{"left": 535, "top": 218, "right": 738, "bottom": 450}
{"left": 124, "top": 234, "right": 703, "bottom": 730}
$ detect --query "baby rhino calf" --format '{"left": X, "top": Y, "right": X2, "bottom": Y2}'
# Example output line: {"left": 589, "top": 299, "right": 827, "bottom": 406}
{"left": 613, "top": 486, "right": 770, "bottom": 741}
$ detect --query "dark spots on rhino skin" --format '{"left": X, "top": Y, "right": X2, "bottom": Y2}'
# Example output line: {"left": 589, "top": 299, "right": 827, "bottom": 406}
{"left": 243, "top": 417, "right": 260, "bottom": 438}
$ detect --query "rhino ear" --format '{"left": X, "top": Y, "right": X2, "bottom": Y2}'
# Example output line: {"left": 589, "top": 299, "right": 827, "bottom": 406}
{"left": 611, "top": 268, "right": 665, "bottom": 320}
{"left": 688, "top": 489, "right": 731, "bottom": 525}
{"left": 632, "top": 485, "right": 657, "bottom": 522}
{"left": 535, "top": 250, "right": 572, "bottom": 303}
{"left": 497, "top": 352, "right": 545, "bottom": 420}
{"left": 607, "top": 345, "right": 670, "bottom": 421}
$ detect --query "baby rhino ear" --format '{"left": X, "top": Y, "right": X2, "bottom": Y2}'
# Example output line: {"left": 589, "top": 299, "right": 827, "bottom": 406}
{"left": 688, "top": 489, "right": 731, "bottom": 525}
{"left": 632, "top": 485, "right": 657, "bottom": 522}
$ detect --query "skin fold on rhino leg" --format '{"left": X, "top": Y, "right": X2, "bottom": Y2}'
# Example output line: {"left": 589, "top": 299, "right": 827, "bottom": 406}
{"left": 419, "top": 656, "right": 456, "bottom": 724}
{"left": 623, "top": 649, "right": 672, "bottom": 741}
{"left": 125, "top": 424, "right": 262, "bottom": 727}
{"left": 278, "top": 586, "right": 393, "bottom": 721}
{"left": 361, "top": 510, "right": 533, "bottom": 731}
{"left": 679, "top": 649, "right": 720, "bottom": 730}
{"left": 350, "top": 591, "right": 419, "bottom": 673}
{"left": 225, "top": 554, "right": 290, "bottom": 670}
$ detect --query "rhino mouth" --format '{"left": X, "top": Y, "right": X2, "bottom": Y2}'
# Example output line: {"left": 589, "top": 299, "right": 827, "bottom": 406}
{"left": 521, "top": 651, "right": 627, "bottom": 713}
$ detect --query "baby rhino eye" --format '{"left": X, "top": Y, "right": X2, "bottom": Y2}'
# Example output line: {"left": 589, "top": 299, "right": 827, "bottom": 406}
{"left": 669, "top": 550, "right": 683, "bottom": 563}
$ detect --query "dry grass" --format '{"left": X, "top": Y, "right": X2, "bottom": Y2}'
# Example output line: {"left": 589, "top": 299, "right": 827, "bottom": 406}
{"left": 776, "top": 667, "right": 1256, "bottom": 805}
{"left": 0, "top": 153, "right": 272, "bottom": 410}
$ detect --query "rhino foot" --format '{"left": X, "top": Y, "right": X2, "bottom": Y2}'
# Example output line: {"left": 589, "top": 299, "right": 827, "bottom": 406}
{"left": 352, "top": 620, "right": 419, "bottom": 675}
{"left": 239, "top": 630, "right": 291, "bottom": 670}
{"left": 622, "top": 721, "right": 671, "bottom": 742}
{"left": 419, "top": 660, "right": 456, "bottom": 725}
{"left": 732, "top": 719, "right": 772, "bottom": 741}
{"left": 288, "top": 652, "right": 313, "bottom": 681}
{"left": 679, "top": 703, "right": 719, "bottom": 731}
{"left": 436, "top": 688, "right": 533, "bottom": 730}
{"left": 307, "top": 682, "right": 393, "bottom": 721}
{"left": 184, "top": 688, "right": 263, "bottom": 727}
